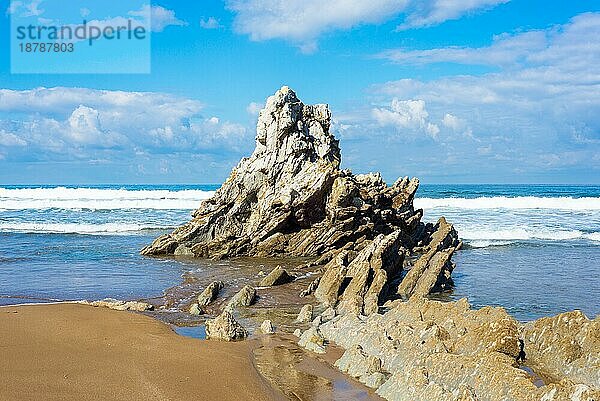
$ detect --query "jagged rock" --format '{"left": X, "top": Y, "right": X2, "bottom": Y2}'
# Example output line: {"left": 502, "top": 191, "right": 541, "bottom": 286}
{"left": 197, "top": 281, "right": 224, "bottom": 306}
{"left": 298, "top": 326, "right": 326, "bottom": 354}
{"left": 140, "top": 86, "right": 458, "bottom": 316}
{"left": 314, "top": 231, "right": 406, "bottom": 315}
{"left": 397, "top": 217, "right": 459, "bottom": 299}
{"left": 523, "top": 310, "right": 600, "bottom": 388}
{"left": 189, "top": 303, "right": 203, "bottom": 316}
{"left": 141, "top": 87, "right": 426, "bottom": 264}
{"left": 299, "top": 277, "right": 320, "bottom": 297}
{"left": 226, "top": 285, "right": 256, "bottom": 309}
{"left": 80, "top": 299, "right": 153, "bottom": 312}
{"left": 295, "top": 304, "right": 313, "bottom": 323}
{"left": 205, "top": 311, "right": 248, "bottom": 341}
{"left": 319, "top": 297, "right": 600, "bottom": 401}
{"left": 258, "top": 266, "right": 294, "bottom": 287}
{"left": 260, "top": 319, "right": 275, "bottom": 334}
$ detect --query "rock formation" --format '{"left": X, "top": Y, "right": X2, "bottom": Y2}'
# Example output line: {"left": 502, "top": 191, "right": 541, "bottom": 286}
{"left": 308, "top": 297, "right": 600, "bottom": 401}
{"left": 258, "top": 266, "right": 294, "bottom": 287}
{"left": 197, "top": 280, "right": 224, "bottom": 306}
{"left": 205, "top": 310, "right": 248, "bottom": 341}
{"left": 140, "top": 87, "right": 599, "bottom": 400}
{"left": 142, "top": 86, "right": 458, "bottom": 314}
{"left": 226, "top": 285, "right": 256, "bottom": 310}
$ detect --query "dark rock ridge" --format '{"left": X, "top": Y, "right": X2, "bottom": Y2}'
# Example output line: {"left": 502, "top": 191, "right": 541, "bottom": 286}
{"left": 142, "top": 86, "right": 458, "bottom": 312}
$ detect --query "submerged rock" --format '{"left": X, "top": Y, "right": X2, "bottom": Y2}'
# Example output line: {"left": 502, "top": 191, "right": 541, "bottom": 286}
{"left": 226, "top": 285, "right": 256, "bottom": 309}
{"left": 81, "top": 299, "right": 153, "bottom": 312}
{"left": 197, "top": 280, "right": 224, "bottom": 306}
{"left": 205, "top": 311, "right": 248, "bottom": 341}
{"left": 260, "top": 320, "right": 275, "bottom": 334}
{"left": 258, "top": 266, "right": 294, "bottom": 287}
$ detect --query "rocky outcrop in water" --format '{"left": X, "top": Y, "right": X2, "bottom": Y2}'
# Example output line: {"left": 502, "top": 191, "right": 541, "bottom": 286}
{"left": 140, "top": 87, "right": 600, "bottom": 400}
{"left": 142, "top": 86, "right": 458, "bottom": 316}
{"left": 205, "top": 310, "right": 248, "bottom": 341}
{"left": 259, "top": 266, "right": 294, "bottom": 287}
{"left": 197, "top": 280, "right": 224, "bottom": 306}
{"left": 80, "top": 299, "right": 153, "bottom": 312}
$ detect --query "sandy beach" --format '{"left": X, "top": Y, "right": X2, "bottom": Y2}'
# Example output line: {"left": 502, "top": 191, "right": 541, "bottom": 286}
{"left": 0, "top": 303, "right": 282, "bottom": 401}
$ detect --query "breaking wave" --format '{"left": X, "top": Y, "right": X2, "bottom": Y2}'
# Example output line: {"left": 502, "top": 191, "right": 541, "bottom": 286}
{"left": 0, "top": 187, "right": 213, "bottom": 210}
{"left": 415, "top": 196, "right": 600, "bottom": 211}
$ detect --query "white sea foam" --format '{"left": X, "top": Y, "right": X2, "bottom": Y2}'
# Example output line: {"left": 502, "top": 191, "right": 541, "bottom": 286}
{"left": 0, "top": 187, "right": 213, "bottom": 210}
{"left": 466, "top": 240, "right": 516, "bottom": 248}
{"left": 0, "top": 222, "right": 174, "bottom": 234}
{"left": 461, "top": 228, "right": 600, "bottom": 242}
{"left": 415, "top": 196, "right": 600, "bottom": 211}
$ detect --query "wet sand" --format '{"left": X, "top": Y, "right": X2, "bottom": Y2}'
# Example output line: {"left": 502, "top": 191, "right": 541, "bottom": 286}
{"left": 0, "top": 303, "right": 283, "bottom": 401}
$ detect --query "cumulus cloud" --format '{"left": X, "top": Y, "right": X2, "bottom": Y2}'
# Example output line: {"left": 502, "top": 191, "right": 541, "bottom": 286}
{"left": 0, "top": 87, "right": 249, "bottom": 162}
{"left": 226, "top": 0, "right": 505, "bottom": 52}
{"left": 0, "top": 130, "right": 27, "bottom": 147}
{"left": 372, "top": 99, "right": 440, "bottom": 139}
{"left": 340, "top": 12, "right": 600, "bottom": 179}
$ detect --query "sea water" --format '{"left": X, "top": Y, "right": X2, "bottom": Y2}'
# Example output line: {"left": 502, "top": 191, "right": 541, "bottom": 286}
{"left": 0, "top": 184, "right": 598, "bottom": 321}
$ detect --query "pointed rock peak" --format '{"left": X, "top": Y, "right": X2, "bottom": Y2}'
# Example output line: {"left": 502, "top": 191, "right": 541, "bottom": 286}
{"left": 255, "top": 87, "right": 339, "bottom": 165}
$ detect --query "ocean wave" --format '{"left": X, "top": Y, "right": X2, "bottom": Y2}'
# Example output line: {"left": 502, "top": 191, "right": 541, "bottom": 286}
{"left": 0, "top": 187, "right": 213, "bottom": 210}
{"left": 0, "top": 222, "right": 175, "bottom": 235}
{"left": 465, "top": 240, "right": 516, "bottom": 248}
{"left": 461, "top": 228, "right": 600, "bottom": 242}
{"left": 415, "top": 196, "right": 600, "bottom": 211}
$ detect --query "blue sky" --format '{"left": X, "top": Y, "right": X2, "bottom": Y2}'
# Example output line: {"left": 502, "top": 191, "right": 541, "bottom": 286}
{"left": 0, "top": 0, "right": 598, "bottom": 184}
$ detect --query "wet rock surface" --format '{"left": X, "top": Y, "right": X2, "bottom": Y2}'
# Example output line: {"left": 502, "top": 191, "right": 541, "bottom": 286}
{"left": 259, "top": 266, "right": 295, "bottom": 287}
{"left": 197, "top": 280, "right": 224, "bottom": 306}
{"left": 205, "top": 310, "right": 248, "bottom": 341}
{"left": 79, "top": 299, "right": 153, "bottom": 312}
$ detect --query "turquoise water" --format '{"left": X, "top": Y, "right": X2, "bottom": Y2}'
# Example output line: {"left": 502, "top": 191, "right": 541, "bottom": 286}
{"left": 0, "top": 184, "right": 598, "bottom": 320}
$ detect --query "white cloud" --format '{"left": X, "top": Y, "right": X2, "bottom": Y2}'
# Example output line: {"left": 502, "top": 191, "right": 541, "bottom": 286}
{"left": 340, "top": 12, "right": 600, "bottom": 177}
{"left": 200, "top": 16, "right": 222, "bottom": 29}
{"left": 372, "top": 98, "right": 440, "bottom": 139}
{"left": 397, "top": 0, "right": 509, "bottom": 30}
{"left": 378, "top": 30, "right": 547, "bottom": 66}
{"left": 129, "top": 5, "right": 187, "bottom": 32}
{"left": 0, "top": 130, "right": 27, "bottom": 147}
{"left": 21, "top": 0, "right": 44, "bottom": 17}
{"left": 0, "top": 87, "right": 248, "bottom": 160}
{"left": 246, "top": 102, "right": 264, "bottom": 115}
{"left": 227, "top": 0, "right": 505, "bottom": 51}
